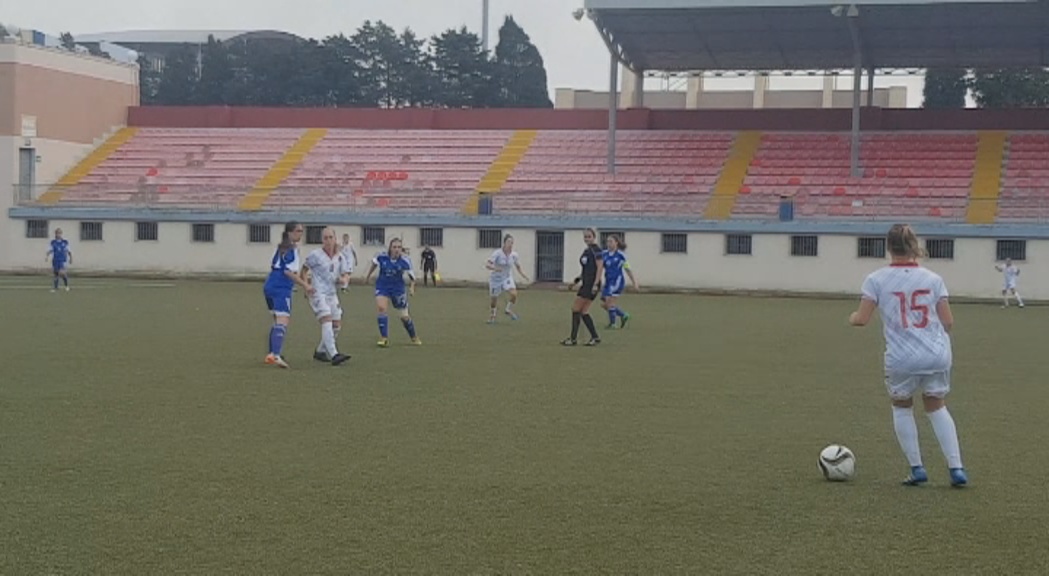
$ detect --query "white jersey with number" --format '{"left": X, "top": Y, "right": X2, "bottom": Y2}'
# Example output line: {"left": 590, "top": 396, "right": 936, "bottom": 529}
{"left": 305, "top": 248, "right": 352, "bottom": 296}
{"left": 341, "top": 244, "right": 357, "bottom": 274}
{"left": 1002, "top": 265, "right": 1019, "bottom": 289}
{"left": 861, "top": 263, "right": 952, "bottom": 375}
{"left": 488, "top": 249, "right": 519, "bottom": 285}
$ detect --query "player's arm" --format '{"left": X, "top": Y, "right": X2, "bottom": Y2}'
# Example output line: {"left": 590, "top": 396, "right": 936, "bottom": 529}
{"left": 66, "top": 248, "right": 73, "bottom": 264}
{"left": 406, "top": 259, "right": 417, "bottom": 295}
{"left": 288, "top": 256, "right": 314, "bottom": 295}
{"left": 937, "top": 298, "right": 954, "bottom": 333}
{"left": 44, "top": 247, "right": 52, "bottom": 262}
{"left": 849, "top": 298, "right": 877, "bottom": 327}
{"left": 514, "top": 260, "right": 530, "bottom": 283}
{"left": 593, "top": 254, "right": 604, "bottom": 293}
{"left": 625, "top": 265, "right": 640, "bottom": 291}
{"left": 995, "top": 264, "right": 1004, "bottom": 271}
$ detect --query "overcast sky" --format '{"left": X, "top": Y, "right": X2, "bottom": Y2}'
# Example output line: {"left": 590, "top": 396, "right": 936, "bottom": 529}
{"left": 3, "top": 0, "right": 925, "bottom": 106}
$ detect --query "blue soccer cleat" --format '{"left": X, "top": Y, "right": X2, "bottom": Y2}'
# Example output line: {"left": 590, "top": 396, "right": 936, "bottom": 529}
{"left": 949, "top": 468, "right": 968, "bottom": 487}
{"left": 902, "top": 466, "right": 928, "bottom": 486}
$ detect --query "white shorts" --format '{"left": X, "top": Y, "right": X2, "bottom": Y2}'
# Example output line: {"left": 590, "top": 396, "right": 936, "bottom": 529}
{"left": 1004, "top": 282, "right": 1017, "bottom": 292}
{"left": 309, "top": 293, "right": 343, "bottom": 321}
{"left": 884, "top": 371, "right": 951, "bottom": 401}
{"left": 489, "top": 277, "right": 516, "bottom": 297}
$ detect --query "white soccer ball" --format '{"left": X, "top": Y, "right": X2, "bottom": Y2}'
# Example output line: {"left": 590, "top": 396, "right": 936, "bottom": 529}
{"left": 818, "top": 444, "right": 856, "bottom": 482}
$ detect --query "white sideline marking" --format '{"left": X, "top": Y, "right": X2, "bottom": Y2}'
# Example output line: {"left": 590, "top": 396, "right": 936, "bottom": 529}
{"left": 0, "top": 283, "right": 176, "bottom": 290}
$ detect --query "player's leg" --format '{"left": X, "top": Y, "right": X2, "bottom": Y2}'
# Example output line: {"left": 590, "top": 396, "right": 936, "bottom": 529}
{"left": 563, "top": 296, "right": 585, "bottom": 345}
{"left": 488, "top": 283, "right": 500, "bottom": 323}
{"left": 1002, "top": 287, "right": 1010, "bottom": 308}
{"left": 1012, "top": 287, "right": 1025, "bottom": 307}
{"left": 395, "top": 295, "right": 420, "bottom": 344}
{"left": 60, "top": 266, "right": 69, "bottom": 290}
{"left": 887, "top": 374, "right": 925, "bottom": 484}
{"left": 265, "top": 293, "right": 291, "bottom": 368}
{"left": 505, "top": 283, "right": 519, "bottom": 320}
{"left": 51, "top": 267, "right": 60, "bottom": 292}
{"left": 922, "top": 373, "right": 967, "bottom": 486}
{"left": 578, "top": 296, "right": 600, "bottom": 345}
{"left": 376, "top": 295, "right": 392, "bottom": 346}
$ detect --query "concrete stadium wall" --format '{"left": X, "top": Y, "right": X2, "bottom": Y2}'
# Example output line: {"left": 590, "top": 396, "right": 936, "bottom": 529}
{"left": 127, "top": 105, "right": 1049, "bottom": 132}
{"left": 3, "top": 217, "right": 1045, "bottom": 301}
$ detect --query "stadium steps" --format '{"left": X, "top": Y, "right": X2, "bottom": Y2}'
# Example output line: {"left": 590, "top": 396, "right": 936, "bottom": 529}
{"left": 704, "top": 131, "right": 762, "bottom": 220}
{"left": 238, "top": 128, "right": 328, "bottom": 211}
{"left": 37, "top": 127, "right": 139, "bottom": 205}
{"left": 463, "top": 129, "right": 538, "bottom": 214}
{"left": 965, "top": 130, "right": 1008, "bottom": 224}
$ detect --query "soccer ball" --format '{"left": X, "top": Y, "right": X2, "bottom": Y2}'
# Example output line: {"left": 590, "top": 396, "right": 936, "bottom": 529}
{"left": 434, "top": 273, "right": 442, "bottom": 283}
{"left": 818, "top": 444, "right": 856, "bottom": 482}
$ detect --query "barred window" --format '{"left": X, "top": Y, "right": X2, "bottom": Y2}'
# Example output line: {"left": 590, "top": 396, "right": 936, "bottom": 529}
{"left": 600, "top": 230, "right": 626, "bottom": 247}
{"left": 362, "top": 226, "right": 386, "bottom": 246}
{"left": 996, "top": 239, "right": 1026, "bottom": 261}
{"left": 192, "top": 223, "right": 215, "bottom": 243}
{"left": 661, "top": 233, "right": 687, "bottom": 254}
{"left": 726, "top": 234, "right": 752, "bottom": 255}
{"left": 25, "top": 220, "right": 48, "bottom": 238}
{"left": 790, "top": 235, "right": 818, "bottom": 257}
{"left": 305, "top": 226, "right": 325, "bottom": 245}
{"left": 248, "top": 224, "right": 270, "bottom": 244}
{"left": 136, "top": 222, "right": 158, "bottom": 241}
{"left": 925, "top": 238, "right": 955, "bottom": 260}
{"left": 419, "top": 227, "right": 444, "bottom": 247}
{"left": 857, "top": 237, "right": 886, "bottom": 258}
{"left": 478, "top": 229, "right": 503, "bottom": 249}
{"left": 80, "top": 222, "right": 103, "bottom": 241}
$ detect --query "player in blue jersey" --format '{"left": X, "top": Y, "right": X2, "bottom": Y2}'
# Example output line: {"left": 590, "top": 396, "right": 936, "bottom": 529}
{"left": 364, "top": 237, "right": 421, "bottom": 347}
{"left": 600, "top": 234, "right": 640, "bottom": 329}
{"left": 45, "top": 228, "right": 73, "bottom": 292}
{"left": 263, "top": 222, "right": 313, "bottom": 369}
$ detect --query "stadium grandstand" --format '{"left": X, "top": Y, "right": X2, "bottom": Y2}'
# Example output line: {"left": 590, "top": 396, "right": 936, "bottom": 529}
{"left": 4, "top": 0, "right": 1049, "bottom": 298}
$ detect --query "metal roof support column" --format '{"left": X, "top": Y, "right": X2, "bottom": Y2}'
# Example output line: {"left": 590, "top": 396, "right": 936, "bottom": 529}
{"left": 845, "top": 10, "right": 864, "bottom": 178}
{"left": 608, "top": 51, "right": 619, "bottom": 175}
{"left": 866, "top": 66, "right": 875, "bottom": 106}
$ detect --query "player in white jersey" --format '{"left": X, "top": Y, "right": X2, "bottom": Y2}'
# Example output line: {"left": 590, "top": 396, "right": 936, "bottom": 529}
{"left": 339, "top": 233, "right": 358, "bottom": 292}
{"left": 849, "top": 224, "right": 967, "bottom": 487}
{"left": 994, "top": 258, "right": 1024, "bottom": 308}
{"left": 485, "top": 234, "right": 530, "bottom": 323}
{"left": 301, "top": 227, "right": 352, "bottom": 366}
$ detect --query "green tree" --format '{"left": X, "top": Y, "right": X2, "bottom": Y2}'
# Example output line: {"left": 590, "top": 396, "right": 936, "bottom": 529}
{"left": 155, "top": 45, "right": 199, "bottom": 105}
{"left": 193, "top": 36, "right": 233, "bottom": 105}
{"left": 431, "top": 26, "right": 496, "bottom": 108}
{"left": 970, "top": 68, "right": 1049, "bottom": 108}
{"left": 137, "top": 53, "right": 162, "bottom": 105}
{"left": 492, "top": 16, "right": 552, "bottom": 108}
{"left": 397, "top": 29, "right": 438, "bottom": 107}
{"left": 59, "top": 32, "right": 76, "bottom": 51}
{"left": 352, "top": 21, "right": 409, "bottom": 107}
{"left": 922, "top": 68, "right": 967, "bottom": 108}
{"left": 319, "top": 34, "right": 365, "bottom": 106}
{"left": 0, "top": 24, "right": 8, "bottom": 39}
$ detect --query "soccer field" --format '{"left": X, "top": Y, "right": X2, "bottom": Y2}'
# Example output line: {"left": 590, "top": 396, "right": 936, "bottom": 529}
{"left": 2, "top": 276, "right": 1048, "bottom": 575}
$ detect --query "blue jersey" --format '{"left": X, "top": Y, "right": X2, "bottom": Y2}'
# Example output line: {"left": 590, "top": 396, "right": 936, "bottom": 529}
{"left": 373, "top": 252, "right": 415, "bottom": 296}
{"left": 50, "top": 239, "right": 70, "bottom": 265}
{"left": 602, "top": 249, "right": 629, "bottom": 296}
{"left": 263, "top": 247, "right": 301, "bottom": 296}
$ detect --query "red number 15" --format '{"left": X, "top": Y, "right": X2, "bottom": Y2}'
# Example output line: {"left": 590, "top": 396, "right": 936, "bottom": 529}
{"left": 892, "top": 289, "right": 931, "bottom": 329}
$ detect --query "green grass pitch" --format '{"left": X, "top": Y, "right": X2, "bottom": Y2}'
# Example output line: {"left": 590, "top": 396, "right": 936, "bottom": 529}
{"left": 2, "top": 276, "right": 1049, "bottom": 575}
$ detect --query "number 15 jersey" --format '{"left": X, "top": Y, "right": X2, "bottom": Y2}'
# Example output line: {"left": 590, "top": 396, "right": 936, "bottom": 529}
{"left": 861, "top": 263, "right": 952, "bottom": 376}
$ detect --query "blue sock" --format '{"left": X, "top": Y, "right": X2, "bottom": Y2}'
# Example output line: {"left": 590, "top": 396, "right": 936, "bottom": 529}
{"left": 378, "top": 314, "right": 389, "bottom": 338}
{"left": 402, "top": 317, "right": 417, "bottom": 339}
{"left": 62, "top": 276, "right": 69, "bottom": 287}
{"left": 53, "top": 277, "right": 59, "bottom": 290}
{"left": 614, "top": 307, "right": 626, "bottom": 318}
{"left": 269, "top": 324, "right": 287, "bottom": 356}
{"left": 608, "top": 309, "right": 617, "bottom": 324}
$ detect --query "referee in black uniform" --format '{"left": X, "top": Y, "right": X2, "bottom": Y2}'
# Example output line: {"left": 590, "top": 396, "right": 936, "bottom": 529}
{"left": 562, "top": 227, "right": 604, "bottom": 346}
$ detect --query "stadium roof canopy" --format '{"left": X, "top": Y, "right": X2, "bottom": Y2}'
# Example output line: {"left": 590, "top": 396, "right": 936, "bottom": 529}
{"left": 581, "top": 0, "right": 1049, "bottom": 71}
{"left": 74, "top": 30, "right": 302, "bottom": 46}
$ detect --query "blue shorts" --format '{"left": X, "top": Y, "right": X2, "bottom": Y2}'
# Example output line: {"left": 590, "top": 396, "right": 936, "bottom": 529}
{"left": 52, "top": 261, "right": 67, "bottom": 273}
{"left": 264, "top": 290, "right": 293, "bottom": 317}
{"left": 602, "top": 277, "right": 625, "bottom": 298}
{"left": 375, "top": 287, "right": 408, "bottom": 310}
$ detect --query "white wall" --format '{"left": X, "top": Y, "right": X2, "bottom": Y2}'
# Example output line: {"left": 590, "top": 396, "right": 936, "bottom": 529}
{"left": 3, "top": 219, "right": 1045, "bottom": 300}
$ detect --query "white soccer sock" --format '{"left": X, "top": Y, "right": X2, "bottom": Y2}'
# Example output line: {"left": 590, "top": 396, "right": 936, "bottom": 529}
{"left": 321, "top": 321, "right": 338, "bottom": 357}
{"left": 892, "top": 406, "right": 923, "bottom": 467}
{"left": 1015, "top": 291, "right": 1025, "bottom": 306}
{"left": 505, "top": 301, "right": 513, "bottom": 312}
{"left": 1003, "top": 293, "right": 1010, "bottom": 307}
{"left": 927, "top": 407, "right": 963, "bottom": 469}
{"left": 490, "top": 307, "right": 497, "bottom": 317}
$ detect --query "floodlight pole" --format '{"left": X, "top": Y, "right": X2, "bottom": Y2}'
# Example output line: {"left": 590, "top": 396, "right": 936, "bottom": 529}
{"left": 608, "top": 52, "right": 619, "bottom": 175}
